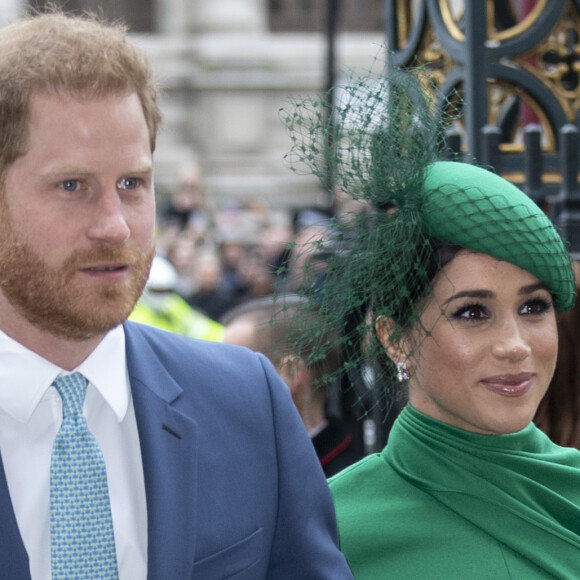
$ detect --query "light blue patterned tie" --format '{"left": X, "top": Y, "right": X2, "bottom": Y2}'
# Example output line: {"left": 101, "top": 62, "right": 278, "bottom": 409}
{"left": 50, "top": 372, "right": 119, "bottom": 579}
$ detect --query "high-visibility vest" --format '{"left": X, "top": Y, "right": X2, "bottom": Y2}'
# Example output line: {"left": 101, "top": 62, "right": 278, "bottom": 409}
{"left": 130, "top": 293, "right": 224, "bottom": 342}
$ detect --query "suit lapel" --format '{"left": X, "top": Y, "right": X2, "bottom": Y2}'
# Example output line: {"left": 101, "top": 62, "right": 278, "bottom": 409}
{"left": 0, "top": 451, "right": 31, "bottom": 579}
{"left": 0, "top": 322, "right": 198, "bottom": 580}
{"left": 125, "top": 324, "right": 198, "bottom": 580}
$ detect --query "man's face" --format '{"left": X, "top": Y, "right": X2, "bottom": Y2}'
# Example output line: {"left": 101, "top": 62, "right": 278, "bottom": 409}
{"left": 0, "top": 91, "right": 156, "bottom": 341}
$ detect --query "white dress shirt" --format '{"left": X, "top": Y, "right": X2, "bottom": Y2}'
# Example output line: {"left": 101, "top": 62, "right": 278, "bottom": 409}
{"left": 0, "top": 325, "right": 148, "bottom": 579}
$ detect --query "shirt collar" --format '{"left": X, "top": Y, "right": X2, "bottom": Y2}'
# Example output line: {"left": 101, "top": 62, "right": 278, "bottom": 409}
{"left": 0, "top": 325, "right": 129, "bottom": 423}
{"left": 77, "top": 325, "right": 129, "bottom": 422}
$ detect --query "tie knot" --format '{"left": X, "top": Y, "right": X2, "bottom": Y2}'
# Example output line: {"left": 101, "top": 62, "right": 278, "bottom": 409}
{"left": 52, "top": 372, "right": 88, "bottom": 418}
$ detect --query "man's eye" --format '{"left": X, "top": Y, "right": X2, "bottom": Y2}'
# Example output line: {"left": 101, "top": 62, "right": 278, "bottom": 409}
{"left": 62, "top": 180, "right": 79, "bottom": 192}
{"left": 117, "top": 177, "right": 140, "bottom": 190}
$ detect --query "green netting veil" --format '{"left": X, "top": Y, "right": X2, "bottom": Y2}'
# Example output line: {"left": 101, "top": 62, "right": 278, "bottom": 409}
{"left": 277, "top": 59, "right": 575, "bottom": 417}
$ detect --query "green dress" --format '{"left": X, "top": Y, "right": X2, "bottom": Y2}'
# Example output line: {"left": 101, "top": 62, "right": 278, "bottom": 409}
{"left": 329, "top": 405, "right": 580, "bottom": 579}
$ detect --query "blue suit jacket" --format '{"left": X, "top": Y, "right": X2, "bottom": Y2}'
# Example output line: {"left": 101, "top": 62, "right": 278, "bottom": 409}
{"left": 0, "top": 322, "right": 353, "bottom": 579}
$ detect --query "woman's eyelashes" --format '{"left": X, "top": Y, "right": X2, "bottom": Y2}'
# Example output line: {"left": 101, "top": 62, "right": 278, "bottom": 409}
{"left": 450, "top": 302, "right": 489, "bottom": 322}
{"left": 448, "top": 295, "right": 553, "bottom": 322}
{"left": 519, "top": 297, "right": 553, "bottom": 316}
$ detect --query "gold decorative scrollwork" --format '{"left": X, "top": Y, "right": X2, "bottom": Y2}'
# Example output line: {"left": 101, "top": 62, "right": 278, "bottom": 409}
{"left": 439, "top": 0, "right": 551, "bottom": 42}
{"left": 406, "top": 0, "right": 580, "bottom": 153}
{"left": 439, "top": 0, "right": 464, "bottom": 42}
{"left": 514, "top": 3, "right": 580, "bottom": 121}
{"left": 417, "top": 21, "right": 455, "bottom": 85}
{"left": 488, "top": 0, "right": 549, "bottom": 42}
{"left": 487, "top": 81, "right": 556, "bottom": 151}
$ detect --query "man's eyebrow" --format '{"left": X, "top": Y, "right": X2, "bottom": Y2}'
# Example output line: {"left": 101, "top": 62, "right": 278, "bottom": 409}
{"left": 45, "top": 163, "right": 153, "bottom": 177}
{"left": 123, "top": 164, "right": 154, "bottom": 174}
{"left": 45, "top": 168, "right": 92, "bottom": 177}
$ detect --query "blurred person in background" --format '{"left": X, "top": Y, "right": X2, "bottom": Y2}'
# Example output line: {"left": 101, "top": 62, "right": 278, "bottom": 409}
{"left": 130, "top": 256, "right": 224, "bottom": 341}
{"left": 222, "top": 295, "right": 362, "bottom": 477}
{"left": 160, "top": 160, "right": 214, "bottom": 241}
{"left": 233, "top": 244, "right": 278, "bottom": 303}
{"left": 282, "top": 224, "right": 332, "bottom": 293}
{"left": 217, "top": 238, "right": 249, "bottom": 300}
{"left": 164, "top": 233, "right": 199, "bottom": 298}
{"left": 186, "top": 247, "right": 238, "bottom": 321}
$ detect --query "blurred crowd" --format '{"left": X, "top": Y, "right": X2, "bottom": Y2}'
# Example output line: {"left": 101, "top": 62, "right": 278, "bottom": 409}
{"left": 144, "top": 160, "right": 346, "bottom": 330}
{"left": 126, "top": 160, "right": 373, "bottom": 472}
{"left": 132, "top": 160, "right": 580, "bottom": 460}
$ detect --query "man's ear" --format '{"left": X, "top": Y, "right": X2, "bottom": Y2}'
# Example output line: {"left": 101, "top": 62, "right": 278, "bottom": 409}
{"left": 375, "top": 315, "right": 408, "bottom": 366}
{"left": 277, "top": 354, "right": 307, "bottom": 396}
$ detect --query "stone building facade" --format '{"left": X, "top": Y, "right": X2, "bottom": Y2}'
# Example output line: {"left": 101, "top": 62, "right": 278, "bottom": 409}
{"left": 7, "top": 0, "right": 383, "bottom": 213}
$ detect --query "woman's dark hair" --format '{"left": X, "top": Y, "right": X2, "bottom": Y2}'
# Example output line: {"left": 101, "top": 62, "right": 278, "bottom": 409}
{"left": 383, "top": 237, "right": 462, "bottom": 330}
{"left": 425, "top": 238, "right": 463, "bottom": 287}
{"left": 535, "top": 262, "right": 580, "bottom": 447}
{"left": 367, "top": 237, "right": 462, "bottom": 391}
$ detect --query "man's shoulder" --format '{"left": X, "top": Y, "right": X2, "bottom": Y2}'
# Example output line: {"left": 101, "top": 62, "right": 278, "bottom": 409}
{"left": 124, "top": 320, "right": 247, "bottom": 356}
{"left": 123, "top": 320, "right": 268, "bottom": 379}
{"left": 123, "top": 321, "right": 286, "bottom": 425}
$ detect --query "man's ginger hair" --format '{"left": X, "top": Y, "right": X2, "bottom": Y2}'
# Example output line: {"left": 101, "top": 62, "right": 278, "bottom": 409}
{"left": 0, "top": 11, "right": 162, "bottom": 180}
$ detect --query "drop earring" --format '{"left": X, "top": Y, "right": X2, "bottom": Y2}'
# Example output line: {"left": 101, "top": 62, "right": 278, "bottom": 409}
{"left": 396, "top": 361, "right": 409, "bottom": 382}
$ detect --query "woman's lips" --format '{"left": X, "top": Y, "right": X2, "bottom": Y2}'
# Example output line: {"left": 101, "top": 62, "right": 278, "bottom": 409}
{"left": 480, "top": 373, "right": 534, "bottom": 397}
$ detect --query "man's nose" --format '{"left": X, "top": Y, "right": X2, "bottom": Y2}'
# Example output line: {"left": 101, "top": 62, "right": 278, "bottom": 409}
{"left": 86, "top": 187, "right": 130, "bottom": 245}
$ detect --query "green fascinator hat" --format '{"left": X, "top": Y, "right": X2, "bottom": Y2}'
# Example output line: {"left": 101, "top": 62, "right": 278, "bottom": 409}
{"left": 421, "top": 161, "right": 575, "bottom": 312}
{"left": 280, "top": 59, "right": 576, "bottom": 403}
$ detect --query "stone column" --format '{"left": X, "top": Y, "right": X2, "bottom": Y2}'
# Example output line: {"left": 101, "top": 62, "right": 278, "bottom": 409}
{"left": 186, "top": 0, "right": 265, "bottom": 33}
{"left": 155, "top": 0, "right": 188, "bottom": 35}
{"left": 0, "top": 0, "right": 24, "bottom": 26}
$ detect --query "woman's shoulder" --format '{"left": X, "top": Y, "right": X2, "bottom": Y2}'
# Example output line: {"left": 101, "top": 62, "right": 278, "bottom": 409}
{"left": 329, "top": 452, "right": 403, "bottom": 508}
{"left": 328, "top": 447, "right": 449, "bottom": 528}
{"left": 329, "top": 453, "right": 385, "bottom": 489}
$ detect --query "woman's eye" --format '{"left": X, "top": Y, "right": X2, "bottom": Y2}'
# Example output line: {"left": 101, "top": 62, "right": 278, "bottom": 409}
{"left": 452, "top": 303, "right": 488, "bottom": 321}
{"left": 62, "top": 180, "right": 79, "bottom": 192}
{"left": 520, "top": 298, "right": 551, "bottom": 316}
{"left": 117, "top": 177, "right": 140, "bottom": 190}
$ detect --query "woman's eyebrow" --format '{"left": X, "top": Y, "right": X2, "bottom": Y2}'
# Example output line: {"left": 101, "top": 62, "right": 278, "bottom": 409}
{"left": 442, "top": 289, "right": 494, "bottom": 306}
{"left": 519, "top": 282, "right": 549, "bottom": 296}
{"left": 442, "top": 282, "right": 550, "bottom": 306}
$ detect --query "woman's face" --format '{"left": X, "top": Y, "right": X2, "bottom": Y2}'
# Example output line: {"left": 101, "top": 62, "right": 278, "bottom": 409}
{"left": 401, "top": 251, "right": 558, "bottom": 434}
